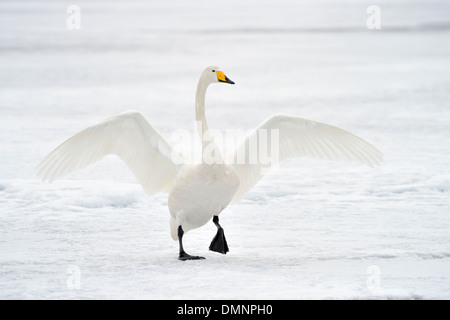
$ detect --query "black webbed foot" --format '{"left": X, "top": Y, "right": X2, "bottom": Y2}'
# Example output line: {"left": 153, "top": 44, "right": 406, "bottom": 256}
{"left": 209, "top": 216, "right": 229, "bottom": 254}
{"left": 179, "top": 252, "right": 206, "bottom": 261}
{"left": 178, "top": 225, "right": 206, "bottom": 261}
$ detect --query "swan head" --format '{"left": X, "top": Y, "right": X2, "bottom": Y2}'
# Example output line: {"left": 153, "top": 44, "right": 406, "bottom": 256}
{"left": 202, "top": 66, "right": 235, "bottom": 85}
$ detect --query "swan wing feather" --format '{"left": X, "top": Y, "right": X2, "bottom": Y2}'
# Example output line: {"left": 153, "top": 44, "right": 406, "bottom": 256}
{"left": 37, "top": 110, "right": 183, "bottom": 195}
{"left": 229, "top": 114, "right": 383, "bottom": 202}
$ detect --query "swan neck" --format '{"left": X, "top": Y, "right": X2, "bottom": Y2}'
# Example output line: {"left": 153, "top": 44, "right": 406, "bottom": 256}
{"left": 195, "top": 79, "right": 210, "bottom": 144}
{"left": 195, "top": 78, "right": 223, "bottom": 163}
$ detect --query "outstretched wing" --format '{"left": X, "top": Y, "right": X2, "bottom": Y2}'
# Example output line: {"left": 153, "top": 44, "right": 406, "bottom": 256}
{"left": 37, "top": 110, "right": 185, "bottom": 195}
{"left": 228, "top": 114, "right": 383, "bottom": 202}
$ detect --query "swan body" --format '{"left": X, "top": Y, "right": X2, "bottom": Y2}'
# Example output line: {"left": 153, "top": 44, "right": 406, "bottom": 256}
{"left": 168, "top": 163, "right": 239, "bottom": 240}
{"left": 37, "top": 66, "right": 383, "bottom": 260}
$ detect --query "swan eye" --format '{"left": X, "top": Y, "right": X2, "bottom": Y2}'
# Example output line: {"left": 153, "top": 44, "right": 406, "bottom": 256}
{"left": 212, "top": 70, "right": 215, "bottom": 72}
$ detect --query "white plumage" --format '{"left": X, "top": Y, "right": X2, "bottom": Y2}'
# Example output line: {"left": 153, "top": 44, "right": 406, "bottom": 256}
{"left": 37, "top": 111, "right": 182, "bottom": 194}
{"left": 37, "top": 66, "right": 383, "bottom": 260}
{"left": 229, "top": 114, "right": 383, "bottom": 202}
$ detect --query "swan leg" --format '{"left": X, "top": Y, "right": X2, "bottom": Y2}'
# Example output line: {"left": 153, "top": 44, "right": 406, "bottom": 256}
{"left": 209, "top": 215, "right": 229, "bottom": 254}
{"left": 178, "top": 226, "right": 205, "bottom": 261}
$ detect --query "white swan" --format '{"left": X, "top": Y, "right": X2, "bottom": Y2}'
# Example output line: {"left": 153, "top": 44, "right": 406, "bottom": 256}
{"left": 37, "top": 66, "right": 383, "bottom": 260}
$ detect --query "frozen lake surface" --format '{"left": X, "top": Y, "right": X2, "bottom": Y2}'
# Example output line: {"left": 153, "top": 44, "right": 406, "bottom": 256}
{"left": 1, "top": 0, "right": 450, "bottom": 299}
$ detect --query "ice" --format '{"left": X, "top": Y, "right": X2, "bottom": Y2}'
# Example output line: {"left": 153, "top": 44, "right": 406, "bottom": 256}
{"left": 1, "top": 0, "right": 450, "bottom": 299}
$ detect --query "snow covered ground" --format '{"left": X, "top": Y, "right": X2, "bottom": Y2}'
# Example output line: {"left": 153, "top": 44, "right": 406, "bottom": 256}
{"left": 1, "top": 0, "right": 450, "bottom": 299}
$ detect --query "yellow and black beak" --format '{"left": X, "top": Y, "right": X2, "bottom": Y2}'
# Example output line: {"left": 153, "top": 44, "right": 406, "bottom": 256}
{"left": 216, "top": 71, "right": 235, "bottom": 84}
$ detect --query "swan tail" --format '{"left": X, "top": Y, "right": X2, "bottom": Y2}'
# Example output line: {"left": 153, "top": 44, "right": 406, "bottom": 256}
{"left": 170, "top": 217, "right": 178, "bottom": 241}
